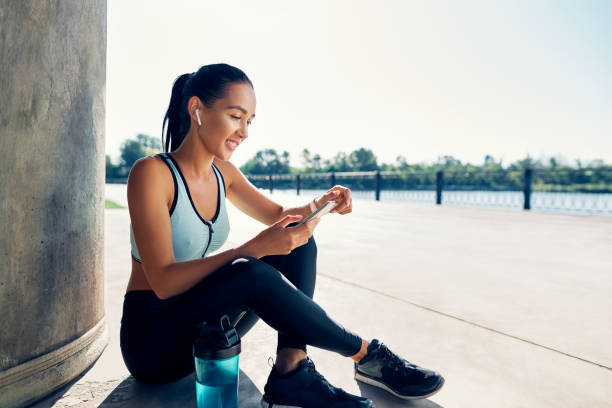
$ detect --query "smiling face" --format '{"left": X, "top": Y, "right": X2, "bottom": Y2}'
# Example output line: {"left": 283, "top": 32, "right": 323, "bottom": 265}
{"left": 190, "top": 82, "right": 256, "bottom": 161}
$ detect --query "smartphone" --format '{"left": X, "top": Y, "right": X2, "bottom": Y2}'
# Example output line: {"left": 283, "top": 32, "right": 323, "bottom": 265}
{"left": 295, "top": 201, "right": 336, "bottom": 226}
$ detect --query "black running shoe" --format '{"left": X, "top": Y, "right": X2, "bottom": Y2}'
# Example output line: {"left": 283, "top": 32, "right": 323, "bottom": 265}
{"left": 261, "top": 357, "right": 375, "bottom": 408}
{"left": 354, "top": 339, "right": 444, "bottom": 400}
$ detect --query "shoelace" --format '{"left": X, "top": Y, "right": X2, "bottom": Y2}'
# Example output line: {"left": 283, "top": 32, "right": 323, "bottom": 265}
{"left": 379, "top": 344, "right": 423, "bottom": 377}
{"left": 304, "top": 359, "right": 346, "bottom": 396}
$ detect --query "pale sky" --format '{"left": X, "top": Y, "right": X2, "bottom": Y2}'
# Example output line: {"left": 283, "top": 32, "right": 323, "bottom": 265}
{"left": 106, "top": 0, "right": 612, "bottom": 168}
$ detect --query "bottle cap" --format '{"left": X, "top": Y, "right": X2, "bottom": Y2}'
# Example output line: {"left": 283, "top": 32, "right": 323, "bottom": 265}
{"left": 193, "top": 315, "right": 241, "bottom": 360}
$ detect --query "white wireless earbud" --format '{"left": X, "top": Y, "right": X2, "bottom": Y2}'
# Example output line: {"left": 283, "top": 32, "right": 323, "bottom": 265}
{"left": 195, "top": 108, "right": 202, "bottom": 126}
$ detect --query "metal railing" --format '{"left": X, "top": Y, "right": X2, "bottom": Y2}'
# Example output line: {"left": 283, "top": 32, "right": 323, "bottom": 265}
{"left": 245, "top": 168, "right": 612, "bottom": 215}
{"left": 104, "top": 168, "right": 612, "bottom": 214}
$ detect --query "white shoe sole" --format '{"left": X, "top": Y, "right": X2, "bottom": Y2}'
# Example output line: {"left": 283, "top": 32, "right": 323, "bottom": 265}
{"left": 354, "top": 372, "right": 444, "bottom": 400}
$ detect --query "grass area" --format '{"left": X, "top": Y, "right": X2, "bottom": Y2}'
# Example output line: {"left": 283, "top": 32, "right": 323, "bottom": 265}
{"left": 105, "top": 199, "right": 124, "bottom": 209}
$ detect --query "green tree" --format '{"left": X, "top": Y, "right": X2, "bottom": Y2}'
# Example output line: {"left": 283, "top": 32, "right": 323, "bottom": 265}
{"left": 325, "top": 152, "right": 352, "bottom": 172}
{"left": 311, "top": 153, "right": 323, "bottom": 172}
{"left": 483, "top": 154, "right": 495, "bottom": 167}
{"left": 549, "top": 157, "right": 558, "bottom": 169}
{"left": 299, "top": 148, "right": 327, "bottom": 173}
{"left": 240, "top": 149, "right": 291, "bottom": 174}
{"left": 105, "top": 154, "right": 120, "bottom": 178}
{"left": 482, "top": 155, "right": 503, "bottom": 171}
{"left": 435, "top": 155, "right": 462, "bottom": 169}
{"left": 348, "top": 148, "right": 378, "bottom": 171}
{"left": 300, "top": 149, "right": 313, "bottom": 170}
{"left": 137, "top": 134, "right": 162, "bottom": 155}
{"left": 508, "top": 155, "right": 543, "bottom": 171}
{"left": 394, "top": 155, "right": 409, "bottom": 171}
{"left": 120, "top": 139, "right": 147, "bottom": 172}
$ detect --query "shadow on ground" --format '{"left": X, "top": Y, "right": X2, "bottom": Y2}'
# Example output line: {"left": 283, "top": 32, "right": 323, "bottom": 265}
{"left": 357, "top": 383, "right": 444, "bottom": 408}
{"left": 30, "top": 367, "right": 442, "bottom": 408}
{"left": 99, "top": 370, "right": 261, "bottom": 407}
{"left": 29, "top": 370, "right": 262, "bottom": 407}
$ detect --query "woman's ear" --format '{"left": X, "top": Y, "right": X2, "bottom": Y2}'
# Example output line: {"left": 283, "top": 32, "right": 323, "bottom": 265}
{"left": 188, "top": 96, "right": 202, "bottom": 125}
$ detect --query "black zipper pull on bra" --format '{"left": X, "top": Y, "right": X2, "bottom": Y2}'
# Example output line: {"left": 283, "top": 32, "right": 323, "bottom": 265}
{"left": 202, "top": 221, "right": 214, "bottom": 257}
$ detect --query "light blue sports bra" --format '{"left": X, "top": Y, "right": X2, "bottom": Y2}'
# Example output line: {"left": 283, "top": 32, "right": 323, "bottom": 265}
{"left": 130, "top": 153, "right": 230, "bottom": 263}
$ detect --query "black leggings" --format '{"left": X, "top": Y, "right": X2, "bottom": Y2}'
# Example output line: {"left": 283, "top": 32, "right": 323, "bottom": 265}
{"left": 120, "top": 236, "right": 362, "bottom": 384}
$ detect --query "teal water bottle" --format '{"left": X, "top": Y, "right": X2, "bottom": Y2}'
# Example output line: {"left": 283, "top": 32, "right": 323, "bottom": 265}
{"left": 193, "top": 315, "right": 241, "bottom": 408}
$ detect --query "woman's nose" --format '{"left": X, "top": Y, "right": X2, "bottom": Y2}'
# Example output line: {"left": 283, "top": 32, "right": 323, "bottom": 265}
{"left": 239, "top": 124, "right": 248, "bottom": 140}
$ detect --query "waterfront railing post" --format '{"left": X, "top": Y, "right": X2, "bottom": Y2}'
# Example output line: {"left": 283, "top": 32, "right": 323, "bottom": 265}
{"left": 296, "top": 174, "right": 301, "bottom": 196}
{"left": 523, "top": 168, "right": 533, "bottom": 210}
{"left": 436, "top": 171, "right": 443, "bottom": 205}
{"left": 269, "top": 174, "right": 273, "bottom": 194}
{"left": 375, "top": 170, "right": 381, "bottom": 201}
{"left": 330, "top": 172, "right": 336, "bottom": 188}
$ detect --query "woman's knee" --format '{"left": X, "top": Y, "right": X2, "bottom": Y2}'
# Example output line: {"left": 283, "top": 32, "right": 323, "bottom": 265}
{"left": 237, "top": 258, "right": 295, "bottom": 297}
{"left": 231, "top": 256, "right": 282, "bottom": 284}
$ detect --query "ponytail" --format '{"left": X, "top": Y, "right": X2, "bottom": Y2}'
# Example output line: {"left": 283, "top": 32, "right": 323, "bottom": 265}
{"left": 162, "top": 73, "right": 192, "bottom": 152}
{"left": 161, "top": 64, "right": 253, "bottom": 152}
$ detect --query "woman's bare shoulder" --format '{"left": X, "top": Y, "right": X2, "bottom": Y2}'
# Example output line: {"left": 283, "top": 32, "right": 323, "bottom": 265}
{"left": 128, "top": 155, "right": 168, "bottom": 184}
{"left": 127, "top": 155, "right": 174, "bottom": 208}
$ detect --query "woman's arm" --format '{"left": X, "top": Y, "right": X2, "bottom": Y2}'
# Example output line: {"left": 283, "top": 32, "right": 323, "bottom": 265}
{"left": 216, "top": 159, "right": 308, "bottom": 224}
{"left": 216, "top": 159, "right": 341, "bottom": 224}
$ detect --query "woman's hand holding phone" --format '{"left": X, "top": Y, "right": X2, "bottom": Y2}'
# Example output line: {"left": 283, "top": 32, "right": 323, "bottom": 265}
{"left": 240, "top": 214, "right": 320, "bottom": 258}
{"left": 239, "top": 191, "right": 343, "bottom": 259}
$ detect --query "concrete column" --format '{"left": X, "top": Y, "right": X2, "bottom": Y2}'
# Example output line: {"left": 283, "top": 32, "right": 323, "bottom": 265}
{"left": 0, "top": 2, "right": 107, "bottom": 407}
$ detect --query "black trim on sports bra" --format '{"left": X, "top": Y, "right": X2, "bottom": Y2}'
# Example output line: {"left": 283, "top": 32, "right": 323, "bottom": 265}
{"left": 132, "top": 253, "right": 142, "bottom": 264}
{"left": 212, "top": 162, "right": 227, "bottom": 197}
{"left": 156, "top": 153, "right": 178, "bottom": 216}
{"left": 166, "top": 153, "right": 221, "bottom": 225}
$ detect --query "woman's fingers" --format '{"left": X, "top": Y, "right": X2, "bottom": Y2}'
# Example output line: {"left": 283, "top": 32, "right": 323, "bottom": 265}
{"left": 314, "top": 185, "right": 353, "bottom": 215}
{"left": 287, "top": 219, "right": 318, "bottom": 249}
{"left": 336, "top": 206, "right": 352, "bottom": 215}
{"left": 335, "top": 204, "right": 352, "bottom": 214}
{"left": 330, "top": 188, "right": 352, "bottom": 214}
{"left": 317, "top": 190, "right": 341, "bottom": 207}
{"left": 278, "top": 214, "right": 303, "bottom": 228}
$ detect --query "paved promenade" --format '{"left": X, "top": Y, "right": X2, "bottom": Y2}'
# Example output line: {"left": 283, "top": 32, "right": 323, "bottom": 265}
{"left": 33, "top": 187, "right": 612, "bottom": 407}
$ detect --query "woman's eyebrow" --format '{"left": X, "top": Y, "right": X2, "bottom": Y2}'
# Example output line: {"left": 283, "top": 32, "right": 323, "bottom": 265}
{"left": 226, "top": 105, "right": 255, "bottom": 118}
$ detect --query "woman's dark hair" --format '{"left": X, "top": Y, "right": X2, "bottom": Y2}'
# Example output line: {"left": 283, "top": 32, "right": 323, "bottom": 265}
{"left": 162, "top": 63, "right": 253, "bottom": 152}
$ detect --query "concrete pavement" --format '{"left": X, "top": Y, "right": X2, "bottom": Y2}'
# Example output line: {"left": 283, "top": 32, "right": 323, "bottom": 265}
{"left": 31, "top": 187, "right": 612, "bottom": 407}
